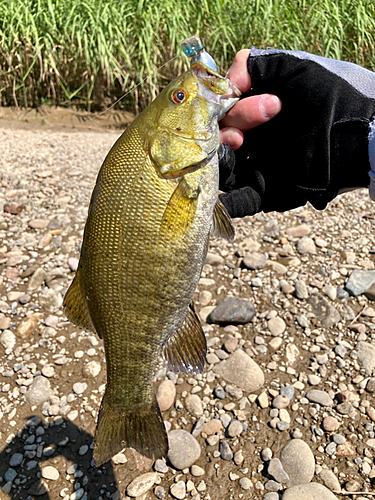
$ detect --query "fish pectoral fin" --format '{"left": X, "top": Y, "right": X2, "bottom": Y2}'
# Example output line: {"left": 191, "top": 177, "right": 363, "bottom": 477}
{"left": 63, "top": 269, "right": 99, "bottom": 337}
{"left": 162, "top": 305, "right": 207, "bottom": 375}
{"left": 93, "top": 393, "right": 168, "bottom": 466}
{"left": 160, "top": 177, "right": 199, "bottom": 238}
{"left": 211, "top": 198, "right": 236, "bottom": 241}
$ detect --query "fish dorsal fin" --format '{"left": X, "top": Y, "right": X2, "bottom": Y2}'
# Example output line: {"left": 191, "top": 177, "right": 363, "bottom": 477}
{"left": 162, "top": 305, "right": 207, "bottom": 375}
{"left": 63, "top": 269, "right": 99, "bottom": 337}
{"left": 160, "top": 177, "right": 199, "bottom": 239}
{"left": 211, "top": 198, "right": 236, "bottom": 241}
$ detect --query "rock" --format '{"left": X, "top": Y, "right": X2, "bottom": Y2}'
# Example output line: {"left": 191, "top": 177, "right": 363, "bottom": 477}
{"left": 112, "top": 452, "right": 127, "bottom": 465}
{"left": 356, "top": 342, "right": 375, "bottom": 375}
{"left": 319, "top": 469, "right": 341, "bottom": 492}
{"left": 295, "top": 280, "right": 309, "bottom": 299}
{"left": 297, "top": 237, "right": 316, "bottom": 255}
{"left": 202, "top": 419, "right": 223, "bottom": 435}
{"left": 27, "top": 481, "right": 48, "bottom": 496}
{"left": 27, "top": 268, "right": 47, "bottom": 293}
{"left": 167, "top": 430, "right": 201, "bottom": 470}
{"left": 306, "top": 390, "right": 333, "bottom": 406}
{"left": 209, "top": 296, "right": 255, "bottom": 324}
{"left": 307, "top": 374, "right": 321, "bottom": 386}
{"left": 257, "top": 392, "right": 269, "bottom": 409}
{"left": 126, "top": 472, "right": 157, "bottom": 497}
{"left": 10, "top": 453, "right": 23, "bottom": 467}
{"left": 41, "top": 466, "right": 59, "bottom": 480}
{"left": 322, "top": 417, "right": 340, "bottom": 432}
{"left": 205, "top": 252, "right": 224, "bottom": 266}
{"left": 322, "top": 285, "right": 337, "bottom": 301}
{"left": 268, "top": 458, "right": 290, "bottom": 483}
{"left": 156, "top": 379, "right": 176, "bottom": 412}
{"left": 39, "top": 287, "right": 63, "bottom": 312}
{"left": 286, "top": 224, "right": 311, "bottom": 238}
{"left": 0, "top": 314, "right": 11, "bottom": 330}
{"left": 283, "top": 483, "right": 339, "bottom": 500}
{"left": 268, "top": 316, "right": 286, "bottom": 336}
{"left": 345, "top": 270, "right": 375, "bottom": 296}
{"left": 364, "top": 281, "right": 375, "bottom": 301}
{"left": 68, "top": 257, "right": 79, "bottom": 272}
{"left": 170, "top": 480, "right": 186, "bottom": 499}
{"left": 267, "top": 261, "right": 288, "bottom": 274}
{"left": 0, "top": 329, "right": 16, "bottom": 349}
{"left": 219, "top": 440, "right": 233, "bottom": 460}
{"left": 25, "top": 376, "right": 51, "bottom": 406}
{"left": 41, "top": 365, "right": 55, "bottom": 378}
{"left": 227, "top": 420, "right": 243, "bottom": 438}
{"left": 185, "top": 394, "right": 203, "bottom": 417}
{"left": 308, "top": 294, "right": 340, "bottom": 327}
{"left": 280, "top": 439, "right": 315, "bottom": 487}
{"left": 335, "top": 443, "right": 356, "bottom": 456}
{"left": 243, "top": 252, "right": 267, "bottom": 270}
{"left": 84, "top": 360, "right": 101, "bottom": 377}
{"left": 239, "top": 477, "right": 252, "bottom": 490}
{"left": 72, "top": 382, "right": 87, "bottom": 395}
{"left": 17, "top": 314, "right": 39, "bottom": 338}
{"left": 273, "top": 395, "right": 290, "bottom": 409}
{"left": 213, "top": 348, "right": 264, "bottom": 392}
{"left": 29, "top": 219, "right": 49, "bottom": 229}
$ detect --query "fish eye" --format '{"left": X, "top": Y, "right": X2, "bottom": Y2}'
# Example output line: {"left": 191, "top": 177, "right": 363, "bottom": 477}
{"left": 171, "top": 89, "right": 186, "bottom": 104}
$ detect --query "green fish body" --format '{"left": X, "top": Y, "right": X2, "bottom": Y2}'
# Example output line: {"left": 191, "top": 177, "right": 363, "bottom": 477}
{"left": 63, "top": 61, "right": 240, "bottom": 465}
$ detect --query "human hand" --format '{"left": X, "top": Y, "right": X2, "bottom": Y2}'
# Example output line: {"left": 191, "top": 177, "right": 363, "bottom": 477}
{"left": 219, "top": 48, "right": 375, "bottom": 218}
{"left": 219, "top": 49, "right": 281, "bottom": 150}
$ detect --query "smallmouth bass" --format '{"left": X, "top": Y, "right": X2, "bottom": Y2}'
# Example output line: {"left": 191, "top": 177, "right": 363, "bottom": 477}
{"left": 63, "top": 43, "right": 240, "bottom": 466}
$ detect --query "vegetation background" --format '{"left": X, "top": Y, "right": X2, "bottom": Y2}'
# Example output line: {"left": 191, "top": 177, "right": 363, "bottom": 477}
{"left": 0, "top": 0, "right": 374, "bottom": 113}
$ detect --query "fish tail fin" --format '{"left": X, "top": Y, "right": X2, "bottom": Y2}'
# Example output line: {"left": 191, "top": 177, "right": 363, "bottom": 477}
{"left": 93, "top": 391, "right": 168, "bottom": 466}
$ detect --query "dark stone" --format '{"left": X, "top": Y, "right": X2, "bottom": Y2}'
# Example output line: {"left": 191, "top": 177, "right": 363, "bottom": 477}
{"left": 307, "top": 294, "right": 340, "bottom": 327}
{"left": 209, "top": 297, "right": 255, "bottom": 325}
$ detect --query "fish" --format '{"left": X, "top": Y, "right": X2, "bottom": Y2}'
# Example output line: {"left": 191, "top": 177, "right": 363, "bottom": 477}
{"left": 63, "top": 45, "right": 241, "bottom": 466}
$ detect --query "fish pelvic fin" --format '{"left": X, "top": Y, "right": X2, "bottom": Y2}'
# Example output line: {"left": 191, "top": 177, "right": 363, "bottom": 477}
{"left": 63, "top": 269, "right": 99, "bottom": 336}
{"left": 211, "top": 198, "right": 236, "bottom": 241}
{"left": 93, "top": 393, "right": 168, "bottom": 466}
{"left": 162, "top": 305, "right": 207, "bottom": 375}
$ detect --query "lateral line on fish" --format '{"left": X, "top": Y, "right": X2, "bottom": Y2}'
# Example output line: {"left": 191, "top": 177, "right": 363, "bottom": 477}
{"left": 24, "top": 55, "right": 179, "bottom": 156}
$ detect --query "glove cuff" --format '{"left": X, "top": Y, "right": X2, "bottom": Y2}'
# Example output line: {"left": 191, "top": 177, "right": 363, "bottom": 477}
{"left": 369, "top": 115, "right": 375, "bottom": 201}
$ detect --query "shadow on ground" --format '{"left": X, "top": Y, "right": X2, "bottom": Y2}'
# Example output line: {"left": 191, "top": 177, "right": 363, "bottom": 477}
{"left": 0, "top": 416, "right": 119, "bottom": 500}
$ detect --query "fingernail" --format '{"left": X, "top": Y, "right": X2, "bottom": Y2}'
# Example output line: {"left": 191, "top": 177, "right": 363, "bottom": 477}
{"left": 260, "top": 95, "right": 281, "bottom": 119}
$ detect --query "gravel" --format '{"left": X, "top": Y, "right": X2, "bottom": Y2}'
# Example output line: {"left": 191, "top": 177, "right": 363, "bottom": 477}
{"left": 1, "top": 123, "right": 375, "bottom": 499}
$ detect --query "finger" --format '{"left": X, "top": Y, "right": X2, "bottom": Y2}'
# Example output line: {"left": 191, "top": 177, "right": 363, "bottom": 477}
{"left": 219, "top": 127, "right": 244, "bottom": 151}
{"left": 226, "top": 49, "right": 251, "bottom": 92}
{"left": 220, "top": 94, "right": 282, "bottom": 131}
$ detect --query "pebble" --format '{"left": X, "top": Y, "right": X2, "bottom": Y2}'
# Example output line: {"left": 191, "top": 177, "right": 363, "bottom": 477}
{"left": 219, "top": 440, "right": 233, "bottom": 460}
{"left": 0, "top": 329, "right": 16, "bottom": 349}
{"left": 286, "top": 224, "right": 310, "bottom": 237}
{"left": 17, "top": 314, "right": 39, "bottom": 338}
{"left": 357, "top": 341, "right": 375, "bottom": 375}
{"left": 308, "top": 294, "right": 341, "bottom": 327}
{"left": 126, "top": 472, "right": 157, "bottom": 497}
{"left": 273, "top": 395, "right": 290, "bottom": 409}
{"left": 261, "top": 448, "right": 273, "bottom": 461}
{"left": 227, "top": 420, "right": 243, "bottom": 437}
{"left": 239, "top": 477, "right": 252, "bottom": 490}
{"left": 319, "top": 469, "right": 341, "bottom": 492}
{"left": 25, "top": 376, "right": 51, "bottom": 406}
{"left": 209, "top": 296, "right": 256, "bottom": 324}
{"left": 243, "top": 252, "right": 267, "bottom": 270}
{"left": 72, "top": 382, "right": 87, "bottom": 395}
{"left": 185, "top": 394, "right": 203, "bottom": 417}
{"left": 167, "top": 430, "right": 201, "bottom": 469}
{"left": 268, "top": 458, "right": 290, "bottom": 483}
{"left": 297, "top": 237, "right": 316, "bottom": 255}
{"left": 295, "top": 280, "right": 309, "bottom": 299}
{"left": 41, "top": 465, "right": 59, "bottom": 480}
{"left": 170, "top": 480, "right": 186, "bottom": 499}
{"left": 267, "top": 316, "right": 286, "bottom": 336}
{"left": 84, "top": 360, "right": 101, "bottom": 377}
{"left": 280, "top": 439, "right": 315, "bottom": 487}
{"left": 345, "top": 270, "right": 375, "bottom": 296}
{"left": 283, "top": 483, "right": 339, "bottom": 500}
{"left": 112, "top": 452, "right": 127, "bottom": 465}
{"left": 9, "top": 453, "right": 23, "bottom": 467}
{"left": 306, "top": 390, "right": 333, "bottom": 406}
{"left": 323, "top": 285, "right": 337, "bottom": 301}
{"left": 156, "top": 379, "right": 176, "bottom": 411}
{"left": 41, "top": 365, "right": 55, "bottom": 378}
{"left": 322, "top": 417, "right": 340, "bottom": 432}
{"left": 213, "top": 348, "right": 265, "bottom": 392}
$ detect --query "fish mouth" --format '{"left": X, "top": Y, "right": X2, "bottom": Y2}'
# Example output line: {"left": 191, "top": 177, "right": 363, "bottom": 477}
{"left": 191, "top": 61, "right": 242, "bottom": 99}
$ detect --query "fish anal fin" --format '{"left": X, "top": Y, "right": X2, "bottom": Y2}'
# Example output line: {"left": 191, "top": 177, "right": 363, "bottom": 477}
{"left": 211, "top": 198, "right": 236, "bottom": 241}
{"left": 162, "top": 306, "right": 207, "bottom": 375}
{"left": 160, "top": 177, "right": 199, "bottom": 238}
{"left": 93, "top": 393, "right": 168, "bottom": 466}
{"left": 63, "top": 270, "right": 99, "bottom": 337}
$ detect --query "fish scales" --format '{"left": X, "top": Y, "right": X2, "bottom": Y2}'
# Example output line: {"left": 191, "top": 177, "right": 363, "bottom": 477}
{"left": 64, "top": 59, "right": 240, "bottom": 465}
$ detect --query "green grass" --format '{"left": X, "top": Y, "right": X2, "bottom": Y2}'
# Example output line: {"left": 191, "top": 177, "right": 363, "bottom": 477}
{"left": 0, "top": 0, "right": 374, "bottom": 111}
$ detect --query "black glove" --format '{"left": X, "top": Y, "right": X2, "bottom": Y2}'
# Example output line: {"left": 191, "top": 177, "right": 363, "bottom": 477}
{"left": 219, "top": 48, "right": 375, "bottom": 217}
